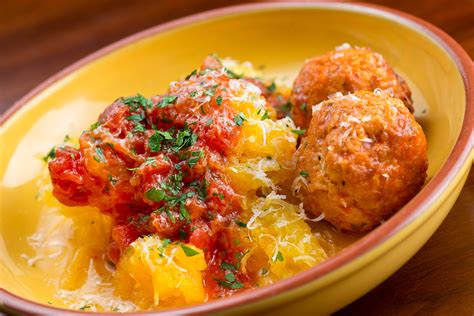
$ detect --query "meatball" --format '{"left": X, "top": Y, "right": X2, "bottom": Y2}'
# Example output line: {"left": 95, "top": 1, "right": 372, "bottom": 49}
{"left": 294, "top": 90, "right": 427, "bottom": 233}
{"left": 291, "top": 45, "right": 413, "bottom": 129}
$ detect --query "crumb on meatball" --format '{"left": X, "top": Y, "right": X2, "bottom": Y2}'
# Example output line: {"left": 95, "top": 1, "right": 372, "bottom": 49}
{"left": 294, "top": 90, "right": 427, "bottom": 233}
{"left": 291, "top": 45, "right": 413, "bottom": 129}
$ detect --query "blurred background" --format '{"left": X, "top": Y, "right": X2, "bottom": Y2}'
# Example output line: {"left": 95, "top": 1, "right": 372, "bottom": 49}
{"left": 1, "top": 1, "right": 473, "bottom": 314}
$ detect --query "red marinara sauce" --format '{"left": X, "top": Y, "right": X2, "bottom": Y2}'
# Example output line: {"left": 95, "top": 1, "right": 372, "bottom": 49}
{"left": 48, "top": 68, "right": 259, "bottom": 298}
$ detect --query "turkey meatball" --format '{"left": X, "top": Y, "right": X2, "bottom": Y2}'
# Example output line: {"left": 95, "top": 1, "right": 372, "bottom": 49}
{"left": 291, "top": 45, "right": 413, "bottom": 129}
{"left": 294, "top": 90, "right": 427, "bottom": 233}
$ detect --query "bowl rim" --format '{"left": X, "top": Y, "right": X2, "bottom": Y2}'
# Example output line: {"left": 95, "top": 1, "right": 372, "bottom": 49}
{"left": 1, "top": 2, "right": 472, "bottom": 315}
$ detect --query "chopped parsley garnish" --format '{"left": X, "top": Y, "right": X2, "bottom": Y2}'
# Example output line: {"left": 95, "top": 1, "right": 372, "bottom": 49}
{"left": 220, "top": 262, "right": 236, "bottom": 270}
{"left": 123, "top": 93, "right": 153, "bottom": 109}
{"left": 185, "top": 69, "right": 197, "bottom": 80}
{"left": 179, "top": 228, "right": 187, "bottom": 240}
{"left": 158, "top": 238, "right": 171, "bottom": 257}
{"left": 166, "top": 209, "right": 176, "bottom": 223}
{"left": 179, "top": 205, "right": 191, "bottom": 222}
{"left": 181, "top": 244, "right": 200, "bottom": 257}
{"left": 216, "top": 271, "right": 244, "bottom": 289}
{"left": 126, "top": 113, "right": 145, "bottom": 122}
{"left": 204, "top": 89, "right": 215, "bottom": 97}
{"left": 90, "top": 121, "right": 100, "bottom": 131}
{"left": 203, "top": 84, "right": 219, "bottom": 97}
{"left": 291, "top": 129, "right": 306, "bottom": 136}
{"left": 225, "top": 271, "right": 236, "bottom": 282}
{"left": 224, "top": 68, "right": 242, "bottom": 79}
{"left": 234, "top": 113, "right": 247, "bottom": 126}
{"left": 172, "top": 126, "right": 197, "bottom": 151}
{"left": 213, "top": 192, "right": 225, "bottom": 200}
{"left": 157, "top": 95, "right": 178, "bottom": 108}
{"left": 133, "top": 122, "right": 146, "bottom": 133}
{"left": 275, "top": 251, "right": 284, "bottom": 262}
{"left": 188, "top": 150, "right": 204, "bottom": 167}
{"left": 148, "top": 130, "right": 173, "bottom": 152}
{"left": 267, "top": 82, "right": 276, "bottom": 92}
{"left": 261, "top": 109, "right": 270, "bottom": 120}
{"left": 300, "top": 170, "right": 309, "bottom": 177}
{"left": 205, "top": 118, "right": 213, "bottom": 126}
{"left": 281, "top": 101, "right": 293, "bottom": 112}
{"left": 234, "top": 219, "right": 247, "bottom": 228}
{"left": 43, "top": 146, "right": 56, "bottom": 162}
{"left": 216, "top": 95, "right": 223, "bottom": 106}
{"left": 94, "top": 147, "right": 105, "bottom": 162}
{"left": 158, "top": 130, "right": 174, "bottom": 140}
{"left": 189, "top": 90, "right": 198, "bottom": 97}
{"left": 189, "top": 179, "right": 208, "bottom": 200}
{"left": 146, "top": 188, "right": 171, "bottom": 202}
{"left": 108, "top": 174, "right": 118, "bottom": 185}
{"left": 148, "top": 133, "right": 162, "bottom": 152}
{"left": 300, "top": 103, "right": 307, "bottom": 112}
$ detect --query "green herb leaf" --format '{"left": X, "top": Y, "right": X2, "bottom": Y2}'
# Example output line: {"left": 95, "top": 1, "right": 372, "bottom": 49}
{"left": 188, "top": 150, "right": 204, "bottom": 168}
{"left": 43, "top": 146, "right": 56, "bottom": 162}
{"left": 261, "top": 109, "right": 270, "bottom": 120}
{"left": 220, "top": 262, "right": 236, "bottom": 270}
{"left": 300, "top": 170, "right": 309, "bottom": 177}
{"left": 204, "top": 89, "right": 215, "bottom": 97}
{"left": 291, "top": 129, "right": 306, "bottom": 136}
{"left": 234, "top": 220, "right": 247, "bottom": 228}
{"left": 225, "top": 271, "right": 236, "bottom": 282}
{"left": 181, "top": 244, "right": 200, "bottom": 257}
{"left": 224, "top": 68, "right": 242, "bottom": 79}
{"left": 126, "top": 113, "right": 145, "bottom": 122}
{"left": 172, "top": 126, "right": 197, "bottom": 151}
{"left": 148, "top": 132, "right": 164, "bottom": 152}
{"left": 275, "top": 251, "right": 284, "bottom": 262}
{"left": 186, "top": 69, "right": 197, "bottom": 80}
{"left": 179, "top": 203, "right": 191, "bottom": 222}
{"left": 216, "top": 95, "right": 223, "bottom": 106}
{"left": 159, "top": 131, "right": 173, "bottom": 140}
{"left": 158, "top": 238, "right": 171, "bottom": 257}
{"left": 267, "top": 82, "right": 276, "bottom": 92}
{"left": 300, "top": 103, "right": 307, "bottom": 112}
{"left": 146, "top": 188, "right": 171, "bottom": 202}
{"left": 157, "top": 95, "right": 178, "bottom": 108}
{"left": 281, "top": 101, "right": 293, "bottom": 112}
{"left": 133, "top": 122, "right": 146, "bottom": 133}
{"left": 166, "top": 209, "right": 176, "bottom": 223}
{"left": 234, "top": 113, "right": 247, "bottom": 126}
{"left": 94, "top": 147, "right": 106, "bottom": 162}
{"left": 123, "top": 93, "right": 153, "bottom": 109}
{"left": 108, "top": 174, "right": 118, "bottom": 185}
{"left": 90, "top": 121, "right": 100, "bottom": 131}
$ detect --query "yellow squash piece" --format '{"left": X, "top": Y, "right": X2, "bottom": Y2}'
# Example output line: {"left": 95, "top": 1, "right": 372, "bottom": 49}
{"left": 113, "top": 236, "right": 207, "bottom": 309}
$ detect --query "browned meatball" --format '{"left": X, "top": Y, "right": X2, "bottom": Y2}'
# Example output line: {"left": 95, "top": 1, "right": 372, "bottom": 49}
{"left": 291, "top": 45, "right": 413, "bottom": 129}
{"left": 294, "top": 90, "right": 427, "bottom": 233}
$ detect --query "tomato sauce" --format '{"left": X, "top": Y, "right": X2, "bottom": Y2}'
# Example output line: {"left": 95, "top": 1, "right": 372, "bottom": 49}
{"left": 48, "top": 69, "right": 256, "bottom": 297}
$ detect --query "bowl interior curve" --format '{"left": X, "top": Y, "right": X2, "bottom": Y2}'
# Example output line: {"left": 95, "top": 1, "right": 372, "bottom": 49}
{"left": 0, "top": 4, "right": 467, "bottom": 311}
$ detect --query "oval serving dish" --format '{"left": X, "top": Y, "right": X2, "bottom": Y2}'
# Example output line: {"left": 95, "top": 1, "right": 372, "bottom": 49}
{"left": 0, "top": 2, "right": 472, "bottom": 315}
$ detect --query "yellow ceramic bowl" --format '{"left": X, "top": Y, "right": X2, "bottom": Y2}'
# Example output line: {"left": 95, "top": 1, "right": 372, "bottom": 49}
{"left": 1, "top": 3, "right": 473, "bottom": 315}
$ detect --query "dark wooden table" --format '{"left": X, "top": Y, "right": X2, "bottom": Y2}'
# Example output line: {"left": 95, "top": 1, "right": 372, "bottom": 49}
{"left": 1, "top": 1, "right": 473, "bottom": 314}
